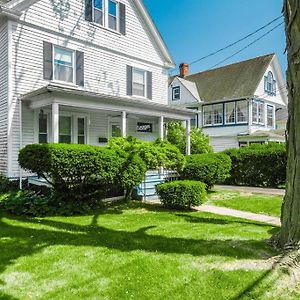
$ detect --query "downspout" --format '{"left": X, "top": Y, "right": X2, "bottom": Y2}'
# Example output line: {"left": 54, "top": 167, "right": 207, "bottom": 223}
{"left": 19, "top": 97, "right": 22, "bottom": 189}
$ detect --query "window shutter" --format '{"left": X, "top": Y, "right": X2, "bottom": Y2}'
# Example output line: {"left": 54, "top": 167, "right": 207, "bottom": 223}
{"left": 85, "top": 0, "right": 93, "bottom": 22}
{"left": 273, "top": 80, "right": 277, "bottom": 95}
{"left": 119, "top": 3, "right": 126, "bottom": 35}
{"left": 147, "top": 71, "right": 152, "bottom": 100}
{"left": 76, "top": 51, "right": 84, "bottom": 86}
{"left": 126, "top": 65, "right": 133, "bottom": 96}
{"left": 43, "top": 41, "right": 53, "bottom": 81}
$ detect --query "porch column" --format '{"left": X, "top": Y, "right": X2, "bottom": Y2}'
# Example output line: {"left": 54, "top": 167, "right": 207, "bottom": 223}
{"left": 159, "top": 116, "right": 164, "bottom": 140}
{"left": 186, "top": 119, "right": 191, "bottom": 155}
{"left": 52, "top": 103, "right": 59, "bottom": 143}
{"left": 121, "top": 111, "right": 127, "bottom": 138}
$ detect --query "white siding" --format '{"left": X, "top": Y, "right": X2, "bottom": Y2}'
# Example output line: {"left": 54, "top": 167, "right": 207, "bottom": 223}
{"left": 210, "top": 136, "right": 238, "bottom": 152}
{"left": 8, "top": 0, "right": 171, "bottom": 177}
{"left": 0, "top": 20, "right": 8, "bottom": 175}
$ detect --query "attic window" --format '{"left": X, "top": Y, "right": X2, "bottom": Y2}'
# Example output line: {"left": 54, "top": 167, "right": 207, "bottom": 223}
{"left": 172, "top": 86, "right": 180, "bottom": 100}
{"left": 264, "top": 71, "right": 276, "bottom": 96}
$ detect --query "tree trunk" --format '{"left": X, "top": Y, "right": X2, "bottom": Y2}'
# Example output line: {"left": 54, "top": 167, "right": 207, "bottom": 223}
{"left": 275, "top": 0, "right": 300, "bottom": 248}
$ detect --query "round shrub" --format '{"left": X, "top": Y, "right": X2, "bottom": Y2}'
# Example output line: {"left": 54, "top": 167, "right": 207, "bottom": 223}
{"left": 223, "top": 143, "right": 287, "bottom": 187}
{"left": 181, "top": 153, "right": 231, "bottom": 190}
{"left": 156, "top": 180, "right": 207, "bottom": 209}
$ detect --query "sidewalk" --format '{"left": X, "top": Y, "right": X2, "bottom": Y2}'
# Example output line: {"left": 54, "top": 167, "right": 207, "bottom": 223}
{"left": 195, "top": 204, "right": 281, "bottom": 226}
{"left": 215, "top": 185, "right": 285, "bottom": 196}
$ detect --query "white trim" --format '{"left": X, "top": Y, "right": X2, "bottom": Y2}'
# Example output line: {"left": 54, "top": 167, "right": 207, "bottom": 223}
{"left": 7, "top": 20, "right": 13, "bottom": 177}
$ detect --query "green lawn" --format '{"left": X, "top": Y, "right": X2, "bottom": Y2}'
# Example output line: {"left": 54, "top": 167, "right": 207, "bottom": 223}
{"left": 0, "top": 201, "right": 298, "bottom": 300}
{"left": 208, "top": 191, "right": 283, "bottom": 217}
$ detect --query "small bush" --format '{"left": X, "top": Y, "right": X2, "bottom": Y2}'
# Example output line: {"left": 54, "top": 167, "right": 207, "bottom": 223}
{"left": 156, "top": 180, "right": 207, "bottom": 209}
{"left": 0, "top": 175, "right": 19, "bottom": 193}
{"left": 19, "top": 144, "right": 124, "bottom": 201}
{"left": 224, "top": 143, "right": 287, "bottom": 187}
{"left": 181, "top": 153, "right": 231, "bottom": 190}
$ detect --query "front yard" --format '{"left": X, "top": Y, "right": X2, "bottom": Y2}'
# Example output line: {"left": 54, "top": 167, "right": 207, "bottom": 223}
{"left": 0, "top": 194, "right": 298, "bottom": 300}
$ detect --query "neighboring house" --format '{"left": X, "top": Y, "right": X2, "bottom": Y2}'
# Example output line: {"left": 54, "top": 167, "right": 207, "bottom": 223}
{"left": 169, "top": 54, "right": 288, "bottom": 152}
{"left": 0, "top": 0, "right": 194, "bottom": 180}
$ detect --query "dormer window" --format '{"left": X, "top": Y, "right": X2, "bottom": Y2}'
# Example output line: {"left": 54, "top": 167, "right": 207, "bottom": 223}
{"left": 264, "top": 71, "right": 276, "bottom": 96}
{"left": 172, "top": 86, "right": 180, "bottom": 100}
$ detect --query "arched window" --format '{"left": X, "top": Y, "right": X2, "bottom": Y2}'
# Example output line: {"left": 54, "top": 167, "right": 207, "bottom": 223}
{"left": 264, "top": 71, "right": 276, "bottom": 96}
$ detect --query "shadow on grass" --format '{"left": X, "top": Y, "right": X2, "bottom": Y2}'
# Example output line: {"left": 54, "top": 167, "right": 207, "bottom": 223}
{"left": 0, "top": 201, "right": 277, "bottom": 290}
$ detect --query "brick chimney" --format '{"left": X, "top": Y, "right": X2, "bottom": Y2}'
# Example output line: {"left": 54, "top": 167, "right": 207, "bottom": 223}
{"left": 179, "top": 63, "right": 189, "bottom": 77}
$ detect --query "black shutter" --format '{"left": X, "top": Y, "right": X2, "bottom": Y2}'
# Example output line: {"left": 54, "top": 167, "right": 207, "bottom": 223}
{"left": 85, "top": 0, "right": 93, "bottom": 22}
{"left": 126, "top": 65, "right": 133, "bottom": 96}
{"left": 147, "top": 71, "right": 152, "bottom": 100}
{"left": 76, "top": 51, "right": 84, "bottom": 86}
{"left": 43, "top": 41, "right": 53, "bottom": 81}
{"left": 119, "top": 3, "right": 126, "bottom": 35}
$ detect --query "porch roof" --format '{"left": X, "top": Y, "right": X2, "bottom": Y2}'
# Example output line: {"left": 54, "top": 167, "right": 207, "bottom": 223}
{"left": 21, "top": 84, "right": 195, "bottom": 120}
{"left": 238, "top": 130, "right": 286, "bottom": 141}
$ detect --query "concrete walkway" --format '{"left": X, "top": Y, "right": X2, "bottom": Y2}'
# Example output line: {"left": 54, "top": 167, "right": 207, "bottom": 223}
{"left": 195, "top": 204, "right": 281, "bottom": 226}
{"left": 215, "top": 185, "right": 285, "bottom": 196}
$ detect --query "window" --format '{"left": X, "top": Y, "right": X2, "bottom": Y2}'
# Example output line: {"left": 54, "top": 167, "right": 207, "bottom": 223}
{"left": 39, "top": 111, "right": 48, "bottom": 144}
{"left": 77, "top": 118, "right": 86, "bottom": 144}
{"left": 111, "top": 124, "right": 121, "bottom": 137}
{"left": 267, "top": 105, "right": 274, "bottom": 127}
{"left": 239, "top": 141, "right": 248, "bottom": 148}
{"left": 236, "top": 100, "right": 248, "bottom": 123}
{"left": 213, "top": 104, "right": 223, "bottom": 125}
{"left": 108, "top": 0, "right": 118, "bottom": 30}
{"left": 93, "top": 0, "right": 104, "bottom": 25}
{"left": 132, "top": 68, "right": 146, "bottom": 97}
{"left": 59, "top": 116, "right": 72, "bottom": 144}
{"left": 264, "top": 71, "right": 276, "bottom": 96}
{"left": 225, "top": 102, "right": 235, "bottom": 124}
{"left": 252, "top": 100, "right": 264, "bottom": 125}
{"left": 54, "top": 46, "right": 74, "bottom": 83}
{"left": 172, "top": 86, "right": 180, "bottom": 100}
{"left": 203, "top": 105, "right": 212, "bottom": 126}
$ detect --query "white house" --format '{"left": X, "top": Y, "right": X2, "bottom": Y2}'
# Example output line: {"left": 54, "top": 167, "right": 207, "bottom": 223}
{"left": 0, "top": 0, "right": 194, "bottom": 180}
{"left": 169, "top": 54, "right": 288, "bottom": 152}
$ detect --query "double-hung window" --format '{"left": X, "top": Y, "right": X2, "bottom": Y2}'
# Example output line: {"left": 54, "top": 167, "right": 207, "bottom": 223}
{"left": 252, "top": 100, "right": 265, "bottom": 125}
{"left": 38, "top": 112, "right": 48, "bottom": 144}
{"left": 54, "top": 46, "right": 74, "bottom": 83}
{"left": 93, "top": 0, "right": 104, "bottom": 25}
{"left": 172, "top": 86, "right": 180, "bottom": 100}
{"left": 213, "top": 104, "right": 223, "bottom": 125}
{"left": 108, "top": 0, "right": 118, "bottom": 30}
{"left": 267, "top": 105, "right": 274, "bottom": 128}
{"left": 236, "top": 100, "right": 248, "bottom": 123}
{"left": 203, "top": 104, "right": 223, "bottom": 126}
{"left": 59, "top": 116, "right": 72, "bottom": 144}
{"left": 203, "top": 105, "right": 213, "bottom": 126}
{"left": 132, "top": 68, "right": 146, "bottom": 97}
{"left": 225, "top": 102, "right": 235, "bottom": 124}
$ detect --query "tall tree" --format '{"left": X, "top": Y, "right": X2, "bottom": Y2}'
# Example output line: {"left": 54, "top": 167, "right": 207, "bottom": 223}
{"left": 275, "top": 0, "right": 300, "bottom": 248}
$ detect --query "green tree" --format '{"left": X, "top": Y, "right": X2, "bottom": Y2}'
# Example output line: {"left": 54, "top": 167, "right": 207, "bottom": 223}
{"left": 166, "top": 122, "right": 212, "bottom": 154}
{"left": 273, "top": 0, "right": 300, "bottom": 250}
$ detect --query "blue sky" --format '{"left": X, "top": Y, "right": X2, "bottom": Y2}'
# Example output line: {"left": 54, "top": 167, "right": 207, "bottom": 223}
{"left": 143, "top": 0, "right": 287, "bottom": 75}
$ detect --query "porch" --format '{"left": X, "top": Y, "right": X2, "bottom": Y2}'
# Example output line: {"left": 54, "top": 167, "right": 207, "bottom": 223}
{"left": 21, "top": 84, "right": 195, "bottom": 153}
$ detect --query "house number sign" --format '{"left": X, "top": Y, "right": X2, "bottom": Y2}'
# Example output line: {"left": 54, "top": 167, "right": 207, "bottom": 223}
{"left": 137, "top": 122, "right": 153, "bottom": 133}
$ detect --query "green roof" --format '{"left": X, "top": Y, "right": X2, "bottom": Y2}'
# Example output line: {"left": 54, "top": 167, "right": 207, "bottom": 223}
{"left": 183, "top": 53, "right": 275, "bottom": 103}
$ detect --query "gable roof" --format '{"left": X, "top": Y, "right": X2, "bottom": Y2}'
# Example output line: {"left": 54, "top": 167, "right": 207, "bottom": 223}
{"left": 1, "top": 0, "right": 175, "bottom": 67}
{"left": 176, "top": 77, "right": 201, "bottom": 101}
{"left": 183, "top": 53, "right": 275, "bottom": 103}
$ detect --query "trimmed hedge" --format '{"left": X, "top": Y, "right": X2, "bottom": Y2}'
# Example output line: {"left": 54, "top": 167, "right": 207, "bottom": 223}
{"left": 181, "top": 153, "right": 231, "bottom": 190}
{"left": 19, "top": 144, "right": 123, "bottom": 201}
{"left": 156, "top": 180, "right": 207, "bottom": 209}
{"left": 223, "top": 143, "right": 287, "bottom": 188}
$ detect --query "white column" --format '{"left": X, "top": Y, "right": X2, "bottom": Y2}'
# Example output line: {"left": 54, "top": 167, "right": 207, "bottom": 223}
{"left": 159, "top": 116, "right": 164, "bottom": 140}
{"left": 121, "top": 111, "right": 127, "bottom": 138}
{"left": 186, "top": 119, "right": 191, "bottom": 155}
{"left": 52, "top": 103, "right": 59, "bottom": 143}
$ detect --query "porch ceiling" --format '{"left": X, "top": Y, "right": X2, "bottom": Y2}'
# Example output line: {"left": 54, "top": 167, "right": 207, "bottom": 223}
{"left": 21, "top": 84, "right": 195, "bottom": 120}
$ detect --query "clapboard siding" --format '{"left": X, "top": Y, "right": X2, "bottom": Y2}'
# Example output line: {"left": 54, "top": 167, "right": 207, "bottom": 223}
{"left": 6, "top": 0, "right": 171, "bottom": 177}
{"left": 210, "top": 136, "right": 238, "bottom": 152}
{"left": 0, "top": 21, "right": 8, "bottom": 175}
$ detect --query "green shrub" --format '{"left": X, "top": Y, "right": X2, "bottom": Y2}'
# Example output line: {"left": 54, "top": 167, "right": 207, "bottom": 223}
{"left": 156, "top": 180, "right": 207, "bottom": 209}
{"left": 0, "top": 191, "right": 106, "bottom": 217}
{"left": 166, "top": 122, "right": 213, "bottom": 155}
{"left": 0, "top": 175, "right": 19, "bottom": 193}
{"left": 181, "top": 153, "right": 231, "bottom": 190}
{"left": 19, "top": 144, "right": 124, "bottom": 201}
{"left": 224, "top": 143, "right": 287, "bottom": 187}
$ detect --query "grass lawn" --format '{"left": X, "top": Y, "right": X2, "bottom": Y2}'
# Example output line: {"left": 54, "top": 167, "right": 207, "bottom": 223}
{"left": 0, "top": 200, "right": 298, "bottom": 300}
{"left": 208, "top": 191, "right": 283, "bottom": 217}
